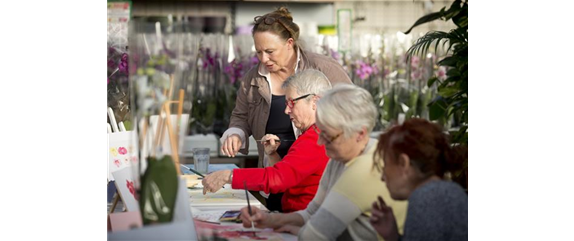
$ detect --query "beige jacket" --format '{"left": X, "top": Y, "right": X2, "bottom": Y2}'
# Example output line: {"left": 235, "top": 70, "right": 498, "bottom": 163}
{"left": 224, "top": 50, "right": 352, "bottom": 167}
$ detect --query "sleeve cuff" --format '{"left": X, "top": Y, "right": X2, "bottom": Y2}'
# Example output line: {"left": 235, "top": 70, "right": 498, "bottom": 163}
{"left": 295, "top": 210, "right": 310, "bottom": 223}
{"left": 220, "top": 127, "right": 246, "bottom": 149}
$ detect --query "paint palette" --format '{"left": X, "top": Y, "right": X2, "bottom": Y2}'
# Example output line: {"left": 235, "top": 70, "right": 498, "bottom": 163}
{"left": 181, "top": 174, "right": 201, "bottom": 188}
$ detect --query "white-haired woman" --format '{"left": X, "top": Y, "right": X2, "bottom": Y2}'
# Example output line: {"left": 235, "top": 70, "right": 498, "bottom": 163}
{"left": 239, "top": 84, "right": 408, "bottom": 240}
{"left": 203, "top": 69, "right": 332, "bottom": 213}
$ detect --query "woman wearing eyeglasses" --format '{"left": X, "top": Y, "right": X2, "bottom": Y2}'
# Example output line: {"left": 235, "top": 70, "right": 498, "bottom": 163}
{"left": 238, "top": 84, "right": 408, "bottom": 241}
{"left": 203, "top": 69, "right": 333, "bottom": 213}
{"left": 218, "top": 7, "right": 352, "bottom": 212}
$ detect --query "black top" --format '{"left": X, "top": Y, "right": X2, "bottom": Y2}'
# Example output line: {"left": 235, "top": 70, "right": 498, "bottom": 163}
{"left": 265, "top": 95, "right": 296, "bottom": 158}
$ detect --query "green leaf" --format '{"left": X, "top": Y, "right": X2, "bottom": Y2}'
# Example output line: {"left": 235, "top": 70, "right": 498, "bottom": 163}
{"left": 450, "top": 125, "right": 468, "bottom": 144}
{"left": 448, "top": 0, "right": 462, "bottom": 12}
{"left": 440, "top": 75, "right": 455, "bottom": 86}
{"left": 428, "top": 96, "right": 448, "bottom": 120}
{"left": 404, "top": 10, "right": 446, "bottom": 35}
{"left": 443, "top": 0, "right": 463, "bottom": 20}
{"left": 446, "top": 68, "right": 461, "bottom": 78}
{"left": 457, "top": 61, "right": 468, "bottom": 72}
{"left": 382, "top": 91, "right": 394, "bottom": 121}
{"left": 453, "top": 14, "right": 468, "bottom": 29}
{"left": 444, "top": 11, "right": 461, "bottom": 22}
{"left": 406, "top": 31, "right": 449, "bottom": 60}
{"left": 123, "top": 121, "right": 132, "bottom": 131}
{"left": 206, "top": 102, "right": 217, "bottom": 123}
{"left": 427, "top": 76, "right": 439, "bottom": 88}
{"left": 461, "top": 78, "right": 468, "bottom": 92}
{"left": 438, "top": 56, "right": 458, "bottom": 67}
{"left": 438, "top": 85, "right": 459, "bottom": 98}
{"left": 415, "top": 91, "right": 429, "bottom": 116}
{"left": 447, "top": 102, "right": 464, "bottom": 118}
{"left": 452, "top": 1, "right": 468, "bottom": 28}
{"left": 408, "top": 91, "right": 419, "bottom": 108}
{"left": 443, "top": 76, "right": 460, "bottom": 85}
{"left": 455, "top": 45, "right": 468, "bottom": 59}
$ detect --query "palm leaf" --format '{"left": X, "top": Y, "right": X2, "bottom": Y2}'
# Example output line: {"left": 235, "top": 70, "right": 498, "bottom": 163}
{"left": 406, "top": 31, "right": 450, "bottom": 61}
{"left": 452, "top": 1, "right": 468, "bottom": 28}
{"left": 404, "top": 0, "right": 465, "bottom": 34}
{"left": 403, "top": 10, "right": 446, "bottom": 35}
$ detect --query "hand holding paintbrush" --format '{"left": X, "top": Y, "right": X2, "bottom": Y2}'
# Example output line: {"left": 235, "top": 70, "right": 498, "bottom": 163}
{"left": 244, "top": 180, "right": 256, "bottom": 237}
{"left": 180, "top": 164, "right": 226, "bottom": 192}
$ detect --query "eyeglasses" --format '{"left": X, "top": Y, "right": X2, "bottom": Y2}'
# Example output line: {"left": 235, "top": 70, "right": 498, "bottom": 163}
{"left": 254, "top": 16, "right": 277, "bottom": 25}
{"left": 313, "top": 125, "right": 343, "bottom": 144}
{"left": 285, "top": 93, "right": 315, "bottom": 108}
{"left": 253, "top": 15, "right": 291, "bottom": 37}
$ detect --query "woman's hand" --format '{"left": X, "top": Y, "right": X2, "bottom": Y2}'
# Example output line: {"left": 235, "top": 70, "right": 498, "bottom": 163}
{"left": 274, "top": 224, "right": 301, "bottom": 235}
{"left": 370, "top": 196, "right": 400, "bottom": 241}
{"left": 239, "top": 206, "right": 275, "bottom": 229}
{"left": 221, "top": 134, "right": 243, "bottom": 157}
{"left": 201, "top": 170, "right": 231, "bottom": 195}
{"left": 261, "top": 134, "right": 281, "bottom": 155}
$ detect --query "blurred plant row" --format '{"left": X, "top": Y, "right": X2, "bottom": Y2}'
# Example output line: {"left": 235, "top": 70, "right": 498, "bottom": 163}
{"left": 108, "top": 20, "right": 459, "bottom": 138}
{"left": 317, "top": 32, "right": 452, "bottom": 131}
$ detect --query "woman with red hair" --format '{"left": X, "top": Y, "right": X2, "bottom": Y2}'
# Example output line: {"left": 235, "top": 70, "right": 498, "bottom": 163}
{"left": 370, "top": 118, "right": 467, "bottom": 241}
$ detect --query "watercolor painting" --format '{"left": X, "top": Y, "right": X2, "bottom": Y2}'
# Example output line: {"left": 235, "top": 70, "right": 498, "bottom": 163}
{"left": 108, "top": 130, "right": 138, "bottom": 181}
{"left": 112, "top": 168, "right": 139, "bottom": 211}
{"left": 194, "top": 220, "right": 284, "bottom": 241}
{"left": 188, "top": 188, "right": 259, "bottom": 207}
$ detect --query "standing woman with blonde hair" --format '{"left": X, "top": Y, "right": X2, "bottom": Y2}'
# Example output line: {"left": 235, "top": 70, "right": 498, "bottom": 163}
{"left": 218, "top": 7, "right": 352, "bottom": 211}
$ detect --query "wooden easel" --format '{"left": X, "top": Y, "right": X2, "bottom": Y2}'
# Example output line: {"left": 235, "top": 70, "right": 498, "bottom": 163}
{"left": 158, "top": 88, "right": 186, "bottom": 175}
{"left": 150, "top": 74, "right": 185, "bottom": 175}
{"left": 108, "top": 76, "right": 186, "bottom": 214}
{"left": 108, "top": 180, "right": 122, "bottom": 214}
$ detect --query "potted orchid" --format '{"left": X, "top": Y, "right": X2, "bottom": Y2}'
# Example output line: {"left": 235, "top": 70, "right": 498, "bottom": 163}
{"left": 108, "top": 21, "right": 131, "bottom": 128}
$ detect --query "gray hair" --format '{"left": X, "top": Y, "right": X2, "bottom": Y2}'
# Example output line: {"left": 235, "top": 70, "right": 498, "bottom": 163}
{"left": 316, "top": 84, "right": 378, "bottom": 138}
{"left": 281, "top": 69, "right": 332, "bottom": 100}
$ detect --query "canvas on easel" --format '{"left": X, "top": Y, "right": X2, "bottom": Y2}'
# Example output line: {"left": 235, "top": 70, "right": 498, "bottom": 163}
{"left": 108, "top": 130, "right": 139, "bottom": 181}
{"left": 108, "top": 129, "right": 140, "bottom": 213}
{"left": 112, "top": 168, "right": 140, "bottom": 212}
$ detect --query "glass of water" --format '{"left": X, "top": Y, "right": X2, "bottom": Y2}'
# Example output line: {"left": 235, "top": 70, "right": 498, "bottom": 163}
{"left": 192, "top": 148, "right": 210, "bottom": 174}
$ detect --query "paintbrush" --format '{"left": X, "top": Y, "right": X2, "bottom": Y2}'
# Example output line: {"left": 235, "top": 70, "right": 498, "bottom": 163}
{"left": 180, "top": 164, "right": 205, "bottom": 177}
{"left": 244, "top": 180, "right": 256, "bottom": 237}
{"left": 255, "top": 138, "right": 295, "bottom": 142}
{"left": 181, "top": 164, "right": 225, "bottom": 190}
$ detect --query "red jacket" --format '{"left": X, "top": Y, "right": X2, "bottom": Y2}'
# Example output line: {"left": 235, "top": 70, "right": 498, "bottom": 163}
{"left": 231, "top": 124, "right": 329, "bottom": 213}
